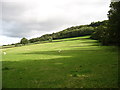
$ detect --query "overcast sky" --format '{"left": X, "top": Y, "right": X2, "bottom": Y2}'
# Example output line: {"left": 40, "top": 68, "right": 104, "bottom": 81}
{"left": 0, "top": 0, "right": 111, "bottom": 45}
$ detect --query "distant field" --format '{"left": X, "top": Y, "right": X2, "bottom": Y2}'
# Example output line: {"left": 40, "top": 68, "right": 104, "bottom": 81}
{"left": 2, "top": 36, "right": 118, "bottom": 88}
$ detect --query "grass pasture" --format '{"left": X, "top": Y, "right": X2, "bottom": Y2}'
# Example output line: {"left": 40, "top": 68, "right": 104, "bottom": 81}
{"left": 2, "top": 36, "right": 118, "bottom": 88}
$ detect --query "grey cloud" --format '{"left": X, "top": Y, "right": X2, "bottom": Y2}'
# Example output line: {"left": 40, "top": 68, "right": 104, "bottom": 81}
{"left": 2, "top": 18, "right": 74, "bottom": 38}
{"left": 1, "top": 0, "right": 110, "bottom": 39}
{"left": 2, "top": 1, "right": 26, "bottom": 21}
{"left": 1, "top": 1, "right": 77, "bottom": 38}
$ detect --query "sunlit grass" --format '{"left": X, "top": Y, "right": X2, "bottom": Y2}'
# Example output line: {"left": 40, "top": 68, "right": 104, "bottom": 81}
{"left": 2, "top": 36, "right": 118, "bottom": 88}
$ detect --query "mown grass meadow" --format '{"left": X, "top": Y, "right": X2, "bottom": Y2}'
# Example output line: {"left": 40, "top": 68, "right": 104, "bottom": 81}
{"left": 2, "top": 36, "right": 118, "bottom": 88}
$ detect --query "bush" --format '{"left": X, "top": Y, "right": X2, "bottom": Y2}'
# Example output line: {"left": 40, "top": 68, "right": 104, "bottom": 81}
{"left": 20, "top": 37, "right": 29, "bottom": 45}
{"left": 15, "top": 43, "right": 22, "bottom": 47}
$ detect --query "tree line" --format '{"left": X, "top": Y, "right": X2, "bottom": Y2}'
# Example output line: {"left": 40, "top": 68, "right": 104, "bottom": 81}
{"left": 20, "top": 20, "right": 107, "bottom": 45}
{"left": 29, "top": 25, "right": 95, "bottom": 43}
{"left": 90, "top": 1, "right": 120, "bottom": 46}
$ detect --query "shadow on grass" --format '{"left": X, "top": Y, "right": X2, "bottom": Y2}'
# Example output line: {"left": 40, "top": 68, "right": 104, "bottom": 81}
{"left": 2, "top": 46, "right": 118, "bottom": 88}
{"left": 20, "top": 48, "right": 101, "bottom": 56}
{"left": 52, "top": 38, "right": 90, "bottom": 42}
{"left": 2, "top": 40, "right": 118, "bottom": 88}
{"left": 20, "top": 41, "right": 101, "bottom": 56}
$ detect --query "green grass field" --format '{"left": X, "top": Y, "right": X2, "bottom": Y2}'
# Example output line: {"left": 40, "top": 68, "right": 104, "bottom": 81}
{"left": 2, "top": 36, "right": 118, "bottom": 88}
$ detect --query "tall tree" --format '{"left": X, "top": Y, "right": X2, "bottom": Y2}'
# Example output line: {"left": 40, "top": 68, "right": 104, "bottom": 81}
{"left": 20, "top": 37, "right": 29, "bottom": 45}
{"left": 108, "top": 1, "right": 120, "bottom": 45}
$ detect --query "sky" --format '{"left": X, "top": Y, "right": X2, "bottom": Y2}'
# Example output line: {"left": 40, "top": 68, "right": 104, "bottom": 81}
{"left": 0, "top": 0, "right": 111, "bottom": 45}
{"left": 111, "top": 0, "right": 120, "bottom": 2}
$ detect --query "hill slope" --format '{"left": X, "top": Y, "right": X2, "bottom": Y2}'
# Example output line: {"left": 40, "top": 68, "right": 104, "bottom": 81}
{"left": 2, "top": 36, "right": 118, "bottom": 88}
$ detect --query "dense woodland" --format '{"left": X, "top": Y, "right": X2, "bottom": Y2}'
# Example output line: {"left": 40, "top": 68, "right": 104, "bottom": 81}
{"left": 91, "top": 1, "right": 120, "bottom": 45}
{"left": 29, "top": 24, "right": 95, "bottom": 43}
{"left": 3, "top": 1, "right": 120, "bottom": 47}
